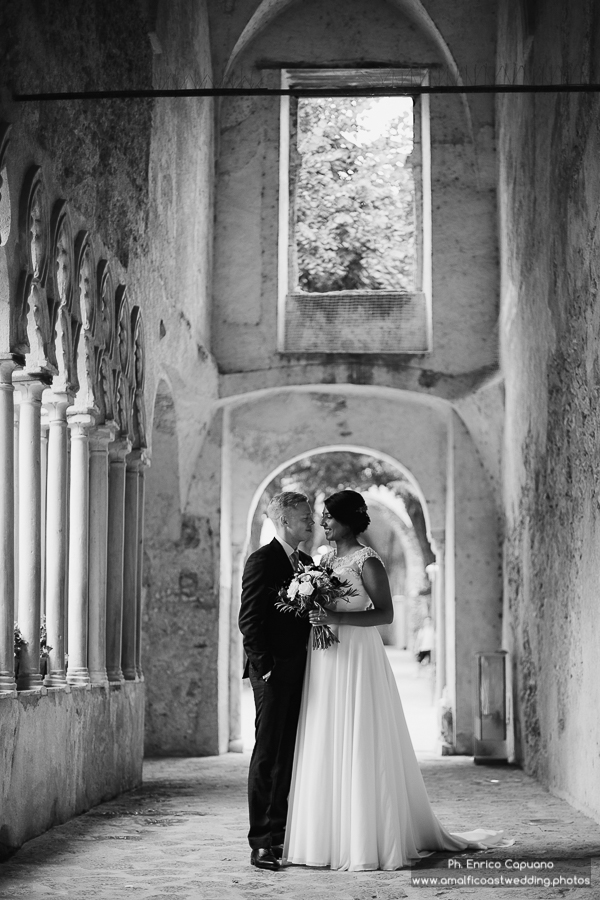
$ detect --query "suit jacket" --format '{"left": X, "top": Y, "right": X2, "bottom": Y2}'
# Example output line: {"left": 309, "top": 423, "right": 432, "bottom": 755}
{"left": 239, "top": 538, "right": 312, "bottom": 678}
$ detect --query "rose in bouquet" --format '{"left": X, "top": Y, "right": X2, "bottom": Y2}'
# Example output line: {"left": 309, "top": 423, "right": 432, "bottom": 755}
{"left": 275, "top": 562, "right": 357, "bottom": 649}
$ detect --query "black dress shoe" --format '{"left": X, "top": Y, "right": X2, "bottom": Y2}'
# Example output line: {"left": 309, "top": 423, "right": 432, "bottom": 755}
{"left": 250, "top": 848, "right": 281, "bottom": 871}
{"left": 271, "top": 844, "right": 284, "bottom": 860}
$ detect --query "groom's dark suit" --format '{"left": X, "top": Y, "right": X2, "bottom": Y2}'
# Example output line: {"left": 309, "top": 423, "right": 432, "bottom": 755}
{"left": 239, "top": 538, "right": 312, "bottom": 850}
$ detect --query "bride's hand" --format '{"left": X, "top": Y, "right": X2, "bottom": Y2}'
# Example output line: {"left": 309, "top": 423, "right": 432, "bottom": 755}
{"left": 309, "top": 607, "right": 338, "bottom": 626}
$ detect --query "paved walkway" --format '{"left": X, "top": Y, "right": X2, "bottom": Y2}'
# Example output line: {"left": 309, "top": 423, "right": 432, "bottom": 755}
{"left": 2, "top": 651, "right": 600, "bottom": 899}
{"left": 1, "top": 754, "right": 599, "bottom": 899}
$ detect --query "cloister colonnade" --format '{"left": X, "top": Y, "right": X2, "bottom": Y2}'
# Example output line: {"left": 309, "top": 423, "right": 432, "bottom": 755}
{"left": 0, "top": 128, "right": 148, "bottom": 847}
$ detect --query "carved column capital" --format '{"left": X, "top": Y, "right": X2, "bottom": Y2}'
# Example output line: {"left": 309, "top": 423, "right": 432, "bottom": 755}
{"left": 126, "top": 447, "right": 150, "bottom": 472}
{"left": 42, "top": 389, "right": 73, "bottom": 422}
{"left": 67, "top": 411, "right": 96, "bottom": 442}
{"left": 13, "top": 375, "right": 48, "bottom": 404}
{"left": 89, "top": 422, "right": 119, "bottom": 453}
{"left": 0, "top": 356, "right": 22, "bottom": 384}
{"left": 109, "top": 437, "right": 132, "bottom": 463}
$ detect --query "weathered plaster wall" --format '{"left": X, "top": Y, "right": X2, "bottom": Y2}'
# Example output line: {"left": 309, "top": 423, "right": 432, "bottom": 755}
{"left": 0, "top": 0, "right": 153, "bottom": 268}
{"left": 143, "top": 383, "right": 220, "bottom": 756}
{"left": 498, "top": 0, "right": 600, "bottom": 818}
{"left": 452, "top": 410, "right": 503, "bottom": 752}
{"left": 123, "top": 0, "right": 222, "bottom": 755}
{"left": 128, "top": 0, "right": 219, "bottom": 503}
{"left": 0, "top": 684, "right": 143, "bottom": 856}
{"left": 210, "top": 0, "right": 498, "bottom": 402}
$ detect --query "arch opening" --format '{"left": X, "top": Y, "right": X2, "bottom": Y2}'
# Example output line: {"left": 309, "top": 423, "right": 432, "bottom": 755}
{"left": 235, "top": 444, "right": 440, "bottom": 756}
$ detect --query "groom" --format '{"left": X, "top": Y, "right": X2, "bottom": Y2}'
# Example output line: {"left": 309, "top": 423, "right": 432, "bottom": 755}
{"left": 239, "top": 491, "right": 314, "bottom": 871}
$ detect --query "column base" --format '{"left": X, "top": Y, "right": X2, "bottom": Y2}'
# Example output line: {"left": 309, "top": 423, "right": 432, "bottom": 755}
{"left": 17, "top": 672, "right": 44, "bottom": 690}
{"left": 45, "top": 670, "right": 67, "bottom": 687}
{"left": 89, "top": 668, "right": 109, "bottom": 687}
{"left": 122, "top": 666, "right": 137, "bottom": 681}
{"left": 107, "top": 668, "right": 124, "bottom": 684}
{"left": 66, "top": 668, "right": 91, "bottom": 686}
{"left": 0, "top": 674, "right": 17, "bottom": 692}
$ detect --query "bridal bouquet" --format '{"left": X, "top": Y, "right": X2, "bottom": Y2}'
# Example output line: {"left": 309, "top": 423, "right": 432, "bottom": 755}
{"left": 276, "top": 563, "right": 357, "bottom": 649}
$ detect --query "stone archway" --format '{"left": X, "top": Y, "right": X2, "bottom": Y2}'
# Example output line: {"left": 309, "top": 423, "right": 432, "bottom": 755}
{"left": 228, "top": 437, "right": 439, "bottom": 753}
{"left": 212, "top": 384, "right": 501, "bottom": 755}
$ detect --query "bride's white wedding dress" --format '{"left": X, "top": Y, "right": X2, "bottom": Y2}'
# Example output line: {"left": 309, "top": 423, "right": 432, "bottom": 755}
{"left": 283, "top": 546, "right": 510, "bottom": 872}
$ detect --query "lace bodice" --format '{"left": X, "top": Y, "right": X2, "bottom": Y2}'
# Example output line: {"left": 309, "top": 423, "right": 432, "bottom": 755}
{"left": 321, "top": 546, "right": 384, "bottom": 612}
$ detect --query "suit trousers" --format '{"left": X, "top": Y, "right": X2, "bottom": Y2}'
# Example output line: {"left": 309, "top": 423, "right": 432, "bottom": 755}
{"left": 247, "top": 650, "right": 307, "bottom": 848}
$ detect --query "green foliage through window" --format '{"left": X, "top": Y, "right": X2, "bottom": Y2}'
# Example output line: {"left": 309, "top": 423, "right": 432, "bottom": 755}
{"left": 294, "top": 96, "right": 416, "bottom": 293}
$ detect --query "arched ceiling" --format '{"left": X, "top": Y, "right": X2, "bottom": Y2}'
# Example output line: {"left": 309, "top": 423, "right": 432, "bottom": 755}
{"left": 223, "top": 0, "right": 463, "bottom": 87}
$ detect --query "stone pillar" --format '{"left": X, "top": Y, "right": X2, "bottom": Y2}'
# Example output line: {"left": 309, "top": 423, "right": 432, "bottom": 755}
{"left": 40, "top": 412, "right": 48, "bottom": 620}
{"left": 66, "top": 413, "right": 94, "bottom": 686}
{"left": 0, "top": 359, "right": 20, "bottom": 693}
{"left": 87, "top": 424, "right": 117, "bottom": 686}
{"left": 43, "top": 394, "right": 71, "bottom": 686}
{"left": 13, "top": 396, "right": 19, "bottom": 611}
{"left": 106, "top": 438, "right": 131, "bottom": 684}
{"left": 135, "top": 458, "right": 148, "bottom": 680}
{"left": 14, "top": 377, "right": 47, "bottom": 690}
{"left": 122, "top": 451, "right": 142, "bottom": 680}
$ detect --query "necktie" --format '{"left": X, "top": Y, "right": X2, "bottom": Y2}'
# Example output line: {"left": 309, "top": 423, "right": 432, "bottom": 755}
{"left": 290, "top": 550, "right": 299, "bottom": 571}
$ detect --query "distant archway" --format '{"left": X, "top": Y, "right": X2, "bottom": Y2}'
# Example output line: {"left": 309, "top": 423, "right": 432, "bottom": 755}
{"left": 242, "top": 443, "right": 434, "bottom": 560}
{"left": 229, "top": 441, "right": 439, "bottom": 752}
{"left": 248, "top": 447, "right": 435, "bottom": 648}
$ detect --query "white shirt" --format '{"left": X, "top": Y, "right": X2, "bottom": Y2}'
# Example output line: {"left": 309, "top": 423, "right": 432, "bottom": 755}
{"left": 274, "top": 533, "right": 297, "bottom": 566}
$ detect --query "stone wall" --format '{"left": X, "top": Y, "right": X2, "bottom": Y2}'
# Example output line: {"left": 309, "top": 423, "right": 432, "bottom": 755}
{"left": 0, "top": 684, "right": 143, "bottom": 856}
{"left": 498, "top": 0, "right": 600, "bottom": 819}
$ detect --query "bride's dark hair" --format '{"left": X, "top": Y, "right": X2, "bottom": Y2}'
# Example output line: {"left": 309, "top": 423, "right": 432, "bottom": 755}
{"left": 324, "top": 490, "right": 371, "bottom": 536}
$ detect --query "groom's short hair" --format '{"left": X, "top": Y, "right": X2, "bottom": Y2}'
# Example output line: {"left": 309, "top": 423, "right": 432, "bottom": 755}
{"left": 267, "top": 491, "right": 309, "bottom": 521}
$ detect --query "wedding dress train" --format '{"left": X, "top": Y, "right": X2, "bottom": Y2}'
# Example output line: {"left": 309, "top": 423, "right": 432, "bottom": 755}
{"left": 283, "top": 546, "right": 510, "bottom": 872}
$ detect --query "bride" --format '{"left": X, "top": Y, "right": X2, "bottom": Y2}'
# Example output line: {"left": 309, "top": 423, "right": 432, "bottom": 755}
{"left": 283, "top": 489, "right": 509, "bottom": 872}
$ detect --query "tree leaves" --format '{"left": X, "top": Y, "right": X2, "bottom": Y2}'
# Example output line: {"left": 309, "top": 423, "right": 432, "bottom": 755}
{"left": 293, "top": 97, "right": 417, "bottom": 293}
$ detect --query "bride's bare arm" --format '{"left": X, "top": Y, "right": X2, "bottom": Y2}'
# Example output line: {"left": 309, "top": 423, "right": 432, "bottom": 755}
{"left": 309, "top": 558, "right": 394, "bottom": 627}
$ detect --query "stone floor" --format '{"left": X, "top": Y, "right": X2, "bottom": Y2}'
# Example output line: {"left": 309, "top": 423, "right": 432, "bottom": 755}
{"left": 2, "top": 651, "right": 600, "bottom": 899}
{"left": 1, "top": 753, "right": 599, "bottom": 900}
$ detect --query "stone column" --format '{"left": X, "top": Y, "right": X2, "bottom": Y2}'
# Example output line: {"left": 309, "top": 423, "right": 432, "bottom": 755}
{"left": 13, "top": 396, "right": 19, "bottom": 610}
{"left": 135, "top": 458, "right": 148, "bottom": 680}
{"left": 14, "top": 377, "right": 47, "bottom": 690}
{"left": 121, "top": 451, "right": 142, "bottom": 681}
{"left": 106, "top": 438, "right": 131, "bottom": 684}
{"left": 0, "top": 359, "right": 20, "bottom": 693}
{"left": 87, "top": 424, "right": 117, "bottom": 686}
{"left": 66, "top": 412, "right": 94, "bottom": 686}
{"left": 43, "top": 394, "right": 71, "bottom": 686}
{"left": 40, "top": 412, "right": 48, "bottom": 620}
